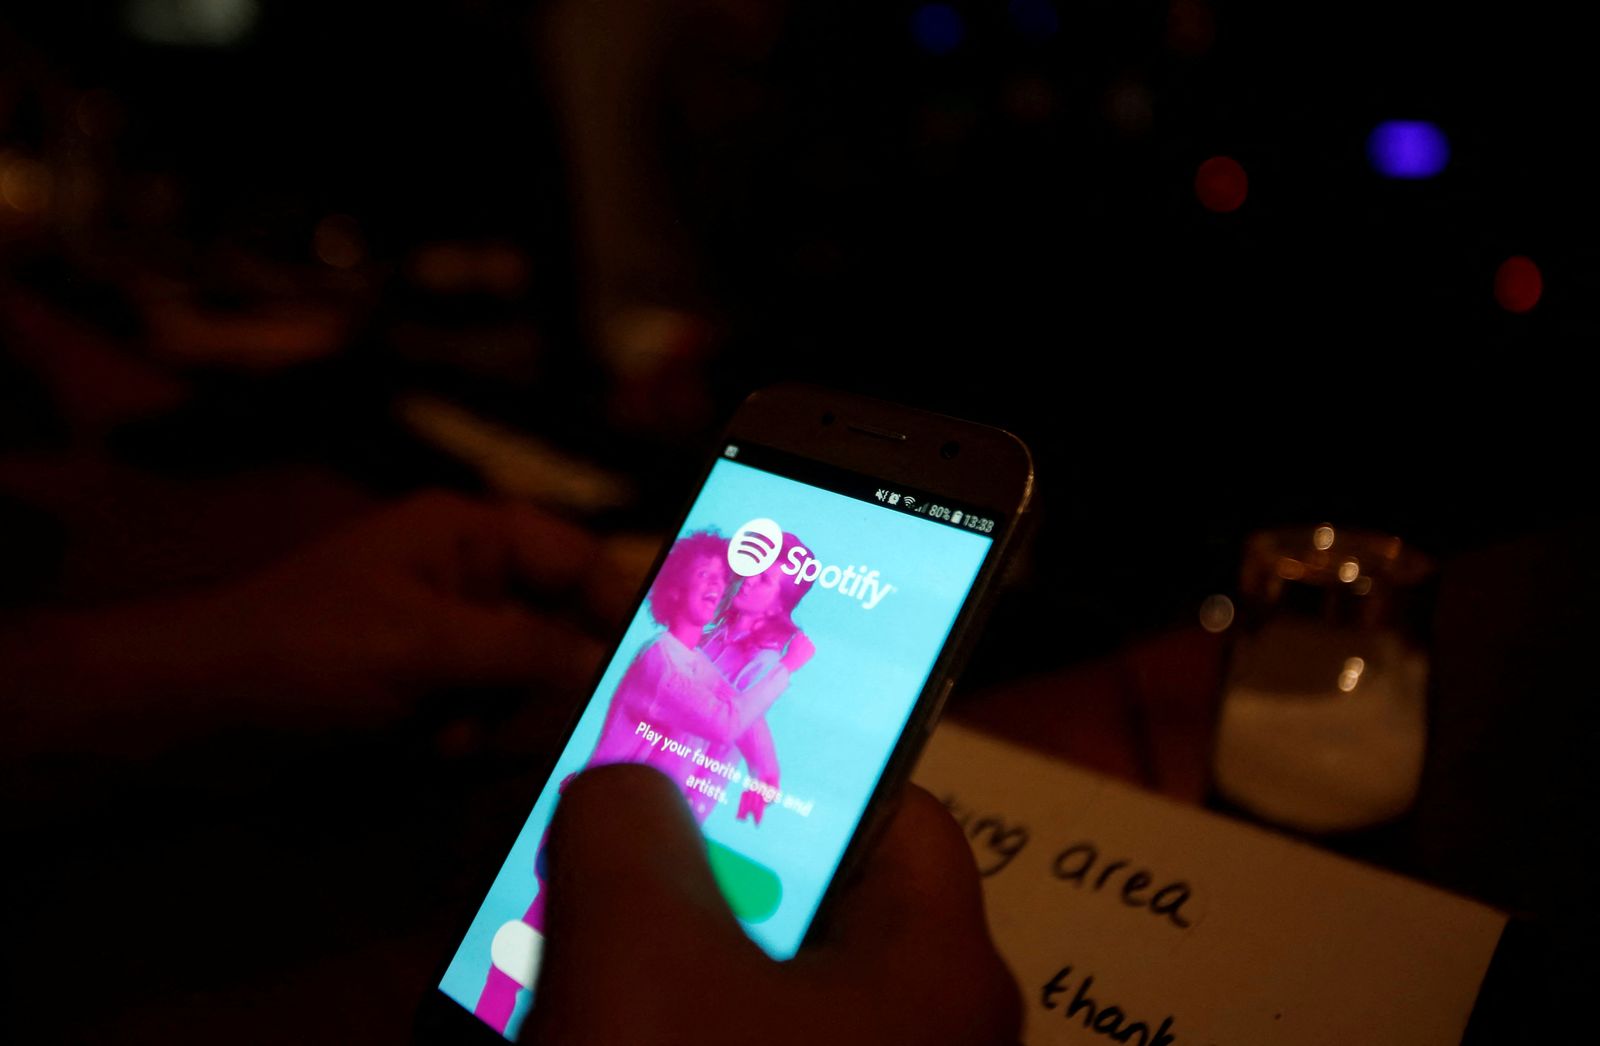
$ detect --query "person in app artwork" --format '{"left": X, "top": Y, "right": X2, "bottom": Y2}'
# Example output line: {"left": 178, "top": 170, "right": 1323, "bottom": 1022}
{"left": 703, "top": 531, "right": 817, "bottom": 825}
{"left": 582, "top": 528, "right": 800, "bottom": 816}
{"left": 474, "top": 528, "right": 798, "bottom": 1032}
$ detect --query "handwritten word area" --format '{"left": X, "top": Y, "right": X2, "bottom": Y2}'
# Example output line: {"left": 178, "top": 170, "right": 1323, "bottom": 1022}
{"left": 943, "top": 796, "right": 1196, "bottom": 928}
{"left": 635, "top": 720, "right": 814, "bottom": 817}
{"left": 1043, "top": 965, "right": 1178, "bottom": 1046}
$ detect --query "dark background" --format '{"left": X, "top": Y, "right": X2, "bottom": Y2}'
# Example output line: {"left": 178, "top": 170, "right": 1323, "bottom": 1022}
{"left": 3, "top": 1, "right": 1595, "bottom": 1040}
{"left": 5, "top": 1, "right": 1591, "bottom": 607}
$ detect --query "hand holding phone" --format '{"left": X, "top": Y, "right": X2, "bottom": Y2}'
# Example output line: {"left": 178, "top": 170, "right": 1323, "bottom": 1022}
{"left": 422, "top": 385, "right": 1032, "bottom": 1040}
{"left": 525, "top": 763, "right": 1021, "bottom": 1046}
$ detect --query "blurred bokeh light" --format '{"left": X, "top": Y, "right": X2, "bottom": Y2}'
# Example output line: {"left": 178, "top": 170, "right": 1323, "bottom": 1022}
{"left": 1494, "top": 254, "right": 1542, "bottom": 313}
{"left": 1195, "top": 155, "right": 1248, "bottom": 213}
{"left": 1367, "top": 120, "right": 1451, "bottom": 180}
{"left": 912, "top": 4, "right": 965, "bottom": 57}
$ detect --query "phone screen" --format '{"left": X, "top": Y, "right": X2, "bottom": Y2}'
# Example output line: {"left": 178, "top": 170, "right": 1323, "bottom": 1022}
{"left": 438, "top": 443, "right": 999, "bottom": 1038}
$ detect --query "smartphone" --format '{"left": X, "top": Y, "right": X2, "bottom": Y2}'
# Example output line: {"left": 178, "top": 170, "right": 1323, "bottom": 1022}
{"left": 417, "top": 384, "right": 1033, "bottom": 1041}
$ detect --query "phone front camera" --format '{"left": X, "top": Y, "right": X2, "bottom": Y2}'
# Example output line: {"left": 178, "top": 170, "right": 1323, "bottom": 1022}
{"left": 821, "top": 411, "right": 836, "bottom": 426}
{"left": 940, "top": 441, "right": 961, "bottom": 460}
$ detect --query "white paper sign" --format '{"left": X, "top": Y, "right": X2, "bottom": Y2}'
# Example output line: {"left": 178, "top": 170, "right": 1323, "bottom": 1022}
{"left": 912, "top": 723, "right": 1505, "bottom": 1046}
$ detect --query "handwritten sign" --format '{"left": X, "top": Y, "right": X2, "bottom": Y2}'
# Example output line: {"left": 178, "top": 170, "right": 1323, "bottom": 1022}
{"left": 912, "top": 723, "right": 1505, "bottom": 1046}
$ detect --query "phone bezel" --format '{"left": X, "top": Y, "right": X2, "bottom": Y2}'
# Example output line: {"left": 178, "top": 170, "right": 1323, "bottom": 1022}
{"left": 415, "top": 384, "right": 1034, "bottom": 1043}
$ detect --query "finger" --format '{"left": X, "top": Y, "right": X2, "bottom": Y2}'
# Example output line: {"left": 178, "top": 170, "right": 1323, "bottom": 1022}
{"left": 544, "top": 764, "right": 741, "bottom": 941}
{"left": 531, "top": 765, "right": 766, "bottom": 1040}
{"left": 828, "top": 785, "right": 990, "bottom": 945}
{"left": 815, "top": 785, "right": 1022, "bottom": 1043}
{"left": 378, "top": 490, "right": 498, "bottom": 588}
{"left": 376, "top": 491, "right": 598, "bottom": 596}
{"left": 501, "top": 502, "right": 602, "bottom": 593}
{"left": 456, "top": 523, "right": 515, "bottom": 603}
{"left": 423, "top": 601, "right": 604, "bottom": 690}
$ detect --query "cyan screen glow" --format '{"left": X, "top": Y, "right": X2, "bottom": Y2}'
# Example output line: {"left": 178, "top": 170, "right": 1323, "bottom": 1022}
{"left": 439, "top": 457, "right": 993, "bottom": 1038}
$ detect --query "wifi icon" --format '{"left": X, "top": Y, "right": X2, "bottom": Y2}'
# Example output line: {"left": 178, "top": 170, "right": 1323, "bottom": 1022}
{"left": 901, "top": 497, "right": 916, "bottom": 511}
{"left": 728, "top": 518, "right": 784, "bottom": 576}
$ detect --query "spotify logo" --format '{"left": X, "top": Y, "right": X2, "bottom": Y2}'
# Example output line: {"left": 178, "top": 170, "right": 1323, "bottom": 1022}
{"left": 729, "top": 518, "right": 784, "bottom": 577}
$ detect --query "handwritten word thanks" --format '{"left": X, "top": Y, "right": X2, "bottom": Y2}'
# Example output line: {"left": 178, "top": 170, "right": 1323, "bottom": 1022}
{"left": 1042, "top": 965, "right": 1178, "bottom": 1046}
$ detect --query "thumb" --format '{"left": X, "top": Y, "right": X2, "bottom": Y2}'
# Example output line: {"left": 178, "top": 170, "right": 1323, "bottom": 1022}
{"left": 528, "top": 765, "right": 767, "bottom": 1039}
{"left": 826, "top": 785, "right": 993, "bottom": 949}
{"left": 809, "top": 785, "right": 1023, "bottom": 1045}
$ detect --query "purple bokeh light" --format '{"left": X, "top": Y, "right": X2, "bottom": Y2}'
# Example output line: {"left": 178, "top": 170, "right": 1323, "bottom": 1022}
{"left": 912, "top": 4, "right": 965, "bottom": 56}
{"left": 1367, "top": 120, "right": 1450, "bottom": 179}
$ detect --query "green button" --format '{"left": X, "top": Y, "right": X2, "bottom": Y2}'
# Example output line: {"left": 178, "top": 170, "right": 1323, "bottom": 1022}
{"left": 705, "top": 840, "right": 782, "bottom": 923}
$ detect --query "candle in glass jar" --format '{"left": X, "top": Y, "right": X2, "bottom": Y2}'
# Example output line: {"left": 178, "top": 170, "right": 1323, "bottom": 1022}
{"left": 1213, "top": 621, "right": 1428, "bottom": 833}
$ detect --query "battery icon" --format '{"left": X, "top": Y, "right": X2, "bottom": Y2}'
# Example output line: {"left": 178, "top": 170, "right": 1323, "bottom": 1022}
{"left": 950, "top": 511, "right": 964, "bottom": 525}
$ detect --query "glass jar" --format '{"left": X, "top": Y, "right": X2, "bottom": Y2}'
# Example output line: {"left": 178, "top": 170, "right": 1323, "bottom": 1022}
{"left": 1211, "top": 524, "right": 1435, "bottom": 834}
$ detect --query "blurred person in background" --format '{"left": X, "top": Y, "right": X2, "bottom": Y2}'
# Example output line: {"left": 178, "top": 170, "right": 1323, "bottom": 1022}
{"left": 539, "top": 0, "right": 787, "bottom": 434}
{"left": 1, "top": 492, "right": 608, "bottom": 764}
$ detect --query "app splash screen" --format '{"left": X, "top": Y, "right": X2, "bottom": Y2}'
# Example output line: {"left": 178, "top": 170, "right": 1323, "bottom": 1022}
{"left": 439, "top": 457, "right": 993, "bottom": 1036}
